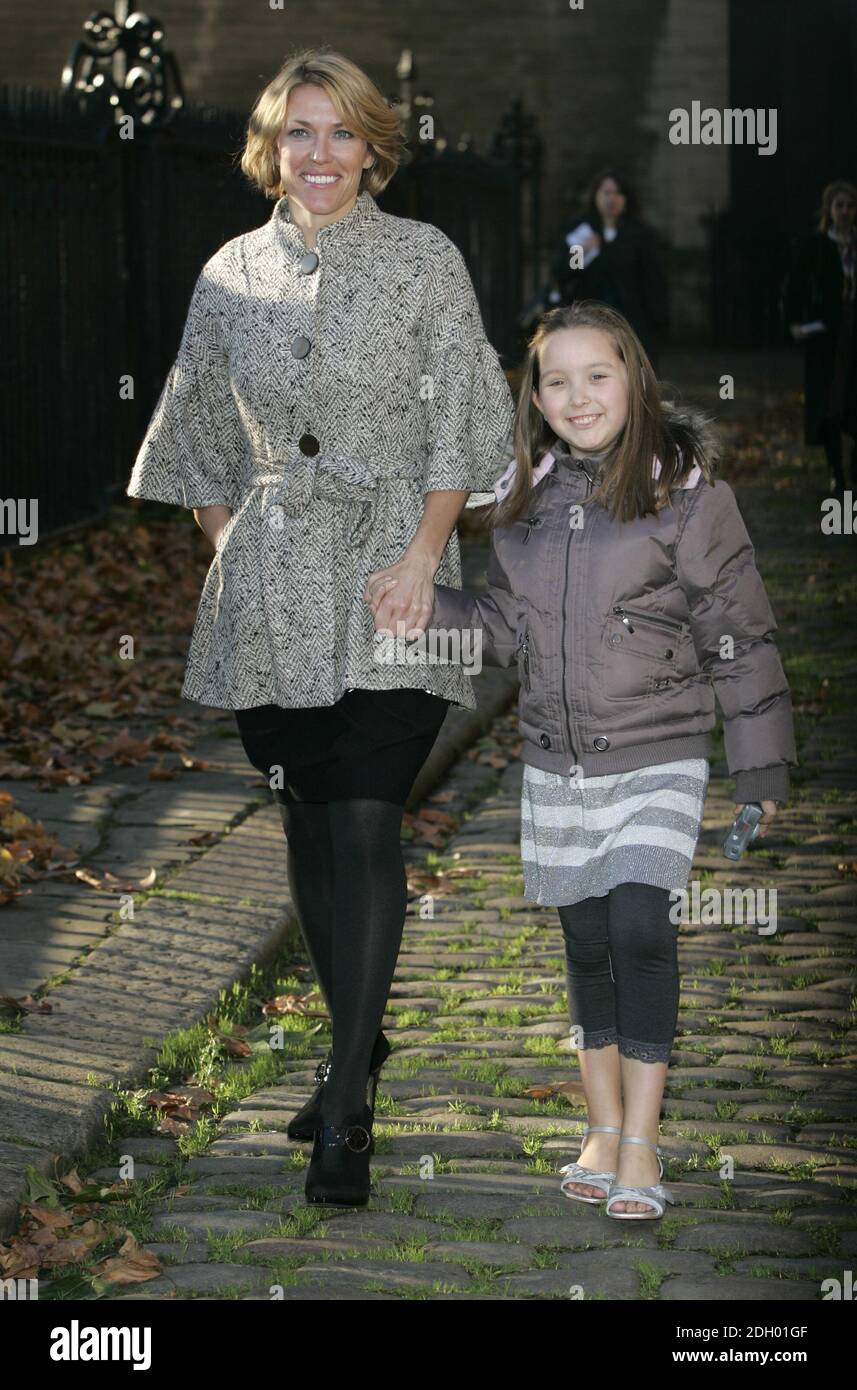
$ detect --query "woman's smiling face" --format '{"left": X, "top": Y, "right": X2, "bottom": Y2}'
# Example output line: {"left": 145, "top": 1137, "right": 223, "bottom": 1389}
{"left": 532, "top": 326, "right": 630, "bottom": 454}
{"left": 275, "top": 83, "right": 374, "bottom": 219}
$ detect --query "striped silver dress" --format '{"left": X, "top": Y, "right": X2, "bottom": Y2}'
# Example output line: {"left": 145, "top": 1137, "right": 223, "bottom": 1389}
{"left": 520, "top": 759, "right": 709, "bottom": 906}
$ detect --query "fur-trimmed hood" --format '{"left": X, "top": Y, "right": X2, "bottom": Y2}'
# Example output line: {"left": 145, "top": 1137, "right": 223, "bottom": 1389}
{"left": 467, "top": 402, "right": 720, "bottom": 509}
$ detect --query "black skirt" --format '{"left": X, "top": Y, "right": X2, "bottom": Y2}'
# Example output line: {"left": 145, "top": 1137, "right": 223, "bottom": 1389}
{"left": 233, "top": 687, "right": 450, "bottom": 805}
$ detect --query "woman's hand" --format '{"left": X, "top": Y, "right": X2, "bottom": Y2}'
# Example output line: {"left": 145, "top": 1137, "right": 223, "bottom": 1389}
{"left": 364, "top": 491, "right": 467, "bottom": 636}
{"left": 364, "top": 547, "right": 436, "bottom": 637}
{"left": 733, "top": 799, "right": 779, "bottom": 838}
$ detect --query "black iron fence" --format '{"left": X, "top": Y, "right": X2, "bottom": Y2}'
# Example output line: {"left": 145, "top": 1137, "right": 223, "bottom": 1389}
{"left": 1, "top": 80, "right": 541, "bottom": 542}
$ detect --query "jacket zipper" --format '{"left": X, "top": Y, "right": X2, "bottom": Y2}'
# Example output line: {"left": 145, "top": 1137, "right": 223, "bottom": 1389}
{"left": 520, "top": 632, "right": 531, "bottom": 688}
{"left": 561, "top": 463, "right": 593, "bottom": 751}
{"left": 612, "top": 605, "right": 685, "bottom": 636}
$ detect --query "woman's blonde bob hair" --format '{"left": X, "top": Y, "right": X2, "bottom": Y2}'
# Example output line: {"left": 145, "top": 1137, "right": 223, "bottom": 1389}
{"left": 240, "top": 47, "right": 406, "bottom": 200}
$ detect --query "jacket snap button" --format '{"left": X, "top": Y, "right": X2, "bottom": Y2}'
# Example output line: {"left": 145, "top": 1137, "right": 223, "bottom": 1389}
{"left": 299, "top": 433, "right": 320, "bottom": 457}
{"left": 593, "top": 736, "right": 610, "bottom": 751}
{"left": 539, "top": 734, "right": 551, "bottom": 749}
{"left": 290, "top": 334, "right": 311, "bottom": 358}
{"left": 610, "top": 633, "right": 622, "bottom": 644}
{"left": 664, "top": 648, "right": 674, "bottom": 659}
{"left": 298, "top": 251, "right": 319, "bottom": 274}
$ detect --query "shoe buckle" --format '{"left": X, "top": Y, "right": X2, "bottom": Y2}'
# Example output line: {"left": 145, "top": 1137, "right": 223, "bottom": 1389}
{"left": 345, "top": 1124, "right": 371, "bottom": 1153}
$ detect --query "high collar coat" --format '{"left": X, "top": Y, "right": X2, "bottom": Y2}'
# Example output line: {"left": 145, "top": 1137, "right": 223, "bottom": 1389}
{"left": 126, "top": 190, "right": 515, "bottom": 710}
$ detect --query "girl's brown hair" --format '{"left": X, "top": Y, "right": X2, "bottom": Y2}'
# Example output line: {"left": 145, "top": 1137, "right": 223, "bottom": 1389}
{"left": 240, "top": 47, "right": 407, "bottom": 201}
{"left": 490, "top": 301, "right": 715, "bottom": 528}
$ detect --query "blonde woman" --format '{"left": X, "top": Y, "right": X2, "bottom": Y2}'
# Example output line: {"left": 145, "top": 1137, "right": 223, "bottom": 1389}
{"left": 127, "top": 47, "right": 514, "bottom": 1206}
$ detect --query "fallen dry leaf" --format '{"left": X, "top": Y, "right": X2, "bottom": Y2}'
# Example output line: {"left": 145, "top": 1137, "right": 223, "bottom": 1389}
{"left": 0, "top": 994, "right": 53, "bottom": 1015}
{"left": 523, "top": 1080, "right": 586, "bottom": 1103}
{"left": 82, "top": 701, "right": 120, "bottom": 719}
{"left": 187, "top": 830, "right": 219, "bottom": 847}
{"left": 72, "top": 866, "right": 155, "bottom": 892}
{"left": 148, "top": 759, "right": 177, "bottom": 781}
{"left": 20, "top": 1204, "right": 75, "bottom": 1230}
{"left": 39, "top": 1218, "right": 106, "bottom": 1267}
{"left": 58, "top": 1169, "right": 85, "bottom": 1196}
{"left": 149, "top": 732, "right": 190, "bottom": 752}
{"left": 261, "top": 990, "right": 327, "bottom": 1019}
{"left": 179, "top": 754, "right": 209, "bottom": 771}
{"left": 89, "top": 1231, "right": 162, "bottom": 1286}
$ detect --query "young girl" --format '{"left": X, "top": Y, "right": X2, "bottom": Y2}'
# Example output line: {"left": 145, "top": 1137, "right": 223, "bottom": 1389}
{"left": 365, "top": 300, "right": 797, "bottom": 1219}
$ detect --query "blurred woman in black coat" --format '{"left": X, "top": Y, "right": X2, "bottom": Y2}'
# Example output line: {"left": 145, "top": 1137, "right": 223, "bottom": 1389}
{"left": 784, "top": 179, "right": 857, "bottom": 496}
{"left": 551, "top": 169, "right": 669, "bottom": 368}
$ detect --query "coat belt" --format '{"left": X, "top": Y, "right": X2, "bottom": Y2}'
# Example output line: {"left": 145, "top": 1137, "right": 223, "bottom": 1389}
{"left": 250, "top": 456, "right": 423, "bottom": 546}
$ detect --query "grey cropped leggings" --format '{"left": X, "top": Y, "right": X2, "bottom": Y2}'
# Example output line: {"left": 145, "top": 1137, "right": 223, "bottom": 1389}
{"left": 557, "top": 883, "right": 679, "bottom": 1064}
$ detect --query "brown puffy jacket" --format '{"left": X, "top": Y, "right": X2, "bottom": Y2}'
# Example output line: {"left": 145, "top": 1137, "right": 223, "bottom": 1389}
{"left": 431, "top": 419, "right": 797, "bottom": 804}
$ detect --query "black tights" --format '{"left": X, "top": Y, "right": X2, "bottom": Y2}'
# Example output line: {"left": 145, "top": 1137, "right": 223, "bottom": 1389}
{"left": 557, "top": 883, "right": 679, "bottom": 1064}
{"left": 276, "top": 794, "right": 407, "bottom": 1123}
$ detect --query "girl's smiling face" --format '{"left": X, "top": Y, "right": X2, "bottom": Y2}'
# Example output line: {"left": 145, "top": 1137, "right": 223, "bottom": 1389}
{"left": 532, "top": 326, "right": 630, "bottom": 455}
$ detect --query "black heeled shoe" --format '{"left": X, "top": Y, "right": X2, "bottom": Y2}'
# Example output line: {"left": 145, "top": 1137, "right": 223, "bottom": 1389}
{"left": 286, "top": 1030, "right": 391, "bottom": 1141}
{"left": 286, "top": 1052, "right": 332, "bottom": 1140}
{"left": 304, "top": 1102, "right": 374, "bottom": 1206}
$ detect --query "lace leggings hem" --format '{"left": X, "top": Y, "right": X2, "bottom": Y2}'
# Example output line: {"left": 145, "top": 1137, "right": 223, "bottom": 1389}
{"left": 576, "top": 1027, "right": 672, "bottom": 1063}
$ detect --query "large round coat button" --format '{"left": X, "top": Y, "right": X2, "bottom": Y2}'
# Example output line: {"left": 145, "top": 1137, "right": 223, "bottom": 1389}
{"left": 593, "top": 736, "right": 610, "bottom": 751}
{"left": 539, "top": 734, "right": 551, "bottom": 749}
{"left": 290, "top": 334, "right": 311, "bottom": 358}
{"left": 299, "top": 433, "right": 320, "bottom": 457}
{"left": 298, "top": 251, "right": 319, "bottom": 275}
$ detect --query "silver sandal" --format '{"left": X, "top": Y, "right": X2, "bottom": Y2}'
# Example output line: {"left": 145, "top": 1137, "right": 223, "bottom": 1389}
{"left": 605, "top": 1134, "right": 675, "bottom": 1220}
{"left": 558, "top": 1123, "right": 621, "bottom": 1203}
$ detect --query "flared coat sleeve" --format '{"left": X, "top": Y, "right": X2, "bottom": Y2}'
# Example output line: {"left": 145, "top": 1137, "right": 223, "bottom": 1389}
{"left": 127, "top": 260, "right": 244, "bottom": 510}
{"left": 420, "top": 237, "right": 515, "bottom": 496}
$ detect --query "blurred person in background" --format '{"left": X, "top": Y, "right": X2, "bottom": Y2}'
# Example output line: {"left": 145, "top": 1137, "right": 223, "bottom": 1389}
{"left": 784, "top": 178, "right": 857, "bottom": 499}
{"left": 549, "top": 169, "right": 670, "bottom": 370}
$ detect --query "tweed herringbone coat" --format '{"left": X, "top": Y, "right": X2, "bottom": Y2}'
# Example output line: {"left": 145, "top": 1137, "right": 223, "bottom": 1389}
{"left": 126, "top": 190, "right": 515, "bottom": 710}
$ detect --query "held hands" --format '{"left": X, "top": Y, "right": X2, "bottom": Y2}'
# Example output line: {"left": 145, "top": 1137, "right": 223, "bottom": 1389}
{"left": 364, "top": 565, "right": 785, "bottom": 837}
{"left": 363, "top": 547, "right": 436, "bottom": 637}
{"left": 734, "top": 800, "right": 779, "bottom": 838}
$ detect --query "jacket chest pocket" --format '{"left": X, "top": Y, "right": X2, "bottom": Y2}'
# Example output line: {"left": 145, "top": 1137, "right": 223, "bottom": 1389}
{"left": 601, "top": 605, "right": 689, "bottom": 699}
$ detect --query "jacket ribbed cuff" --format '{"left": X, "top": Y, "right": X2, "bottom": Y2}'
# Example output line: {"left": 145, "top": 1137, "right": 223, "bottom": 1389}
{"left": 733, "top": 764, "right": 790, "bottom": 806}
